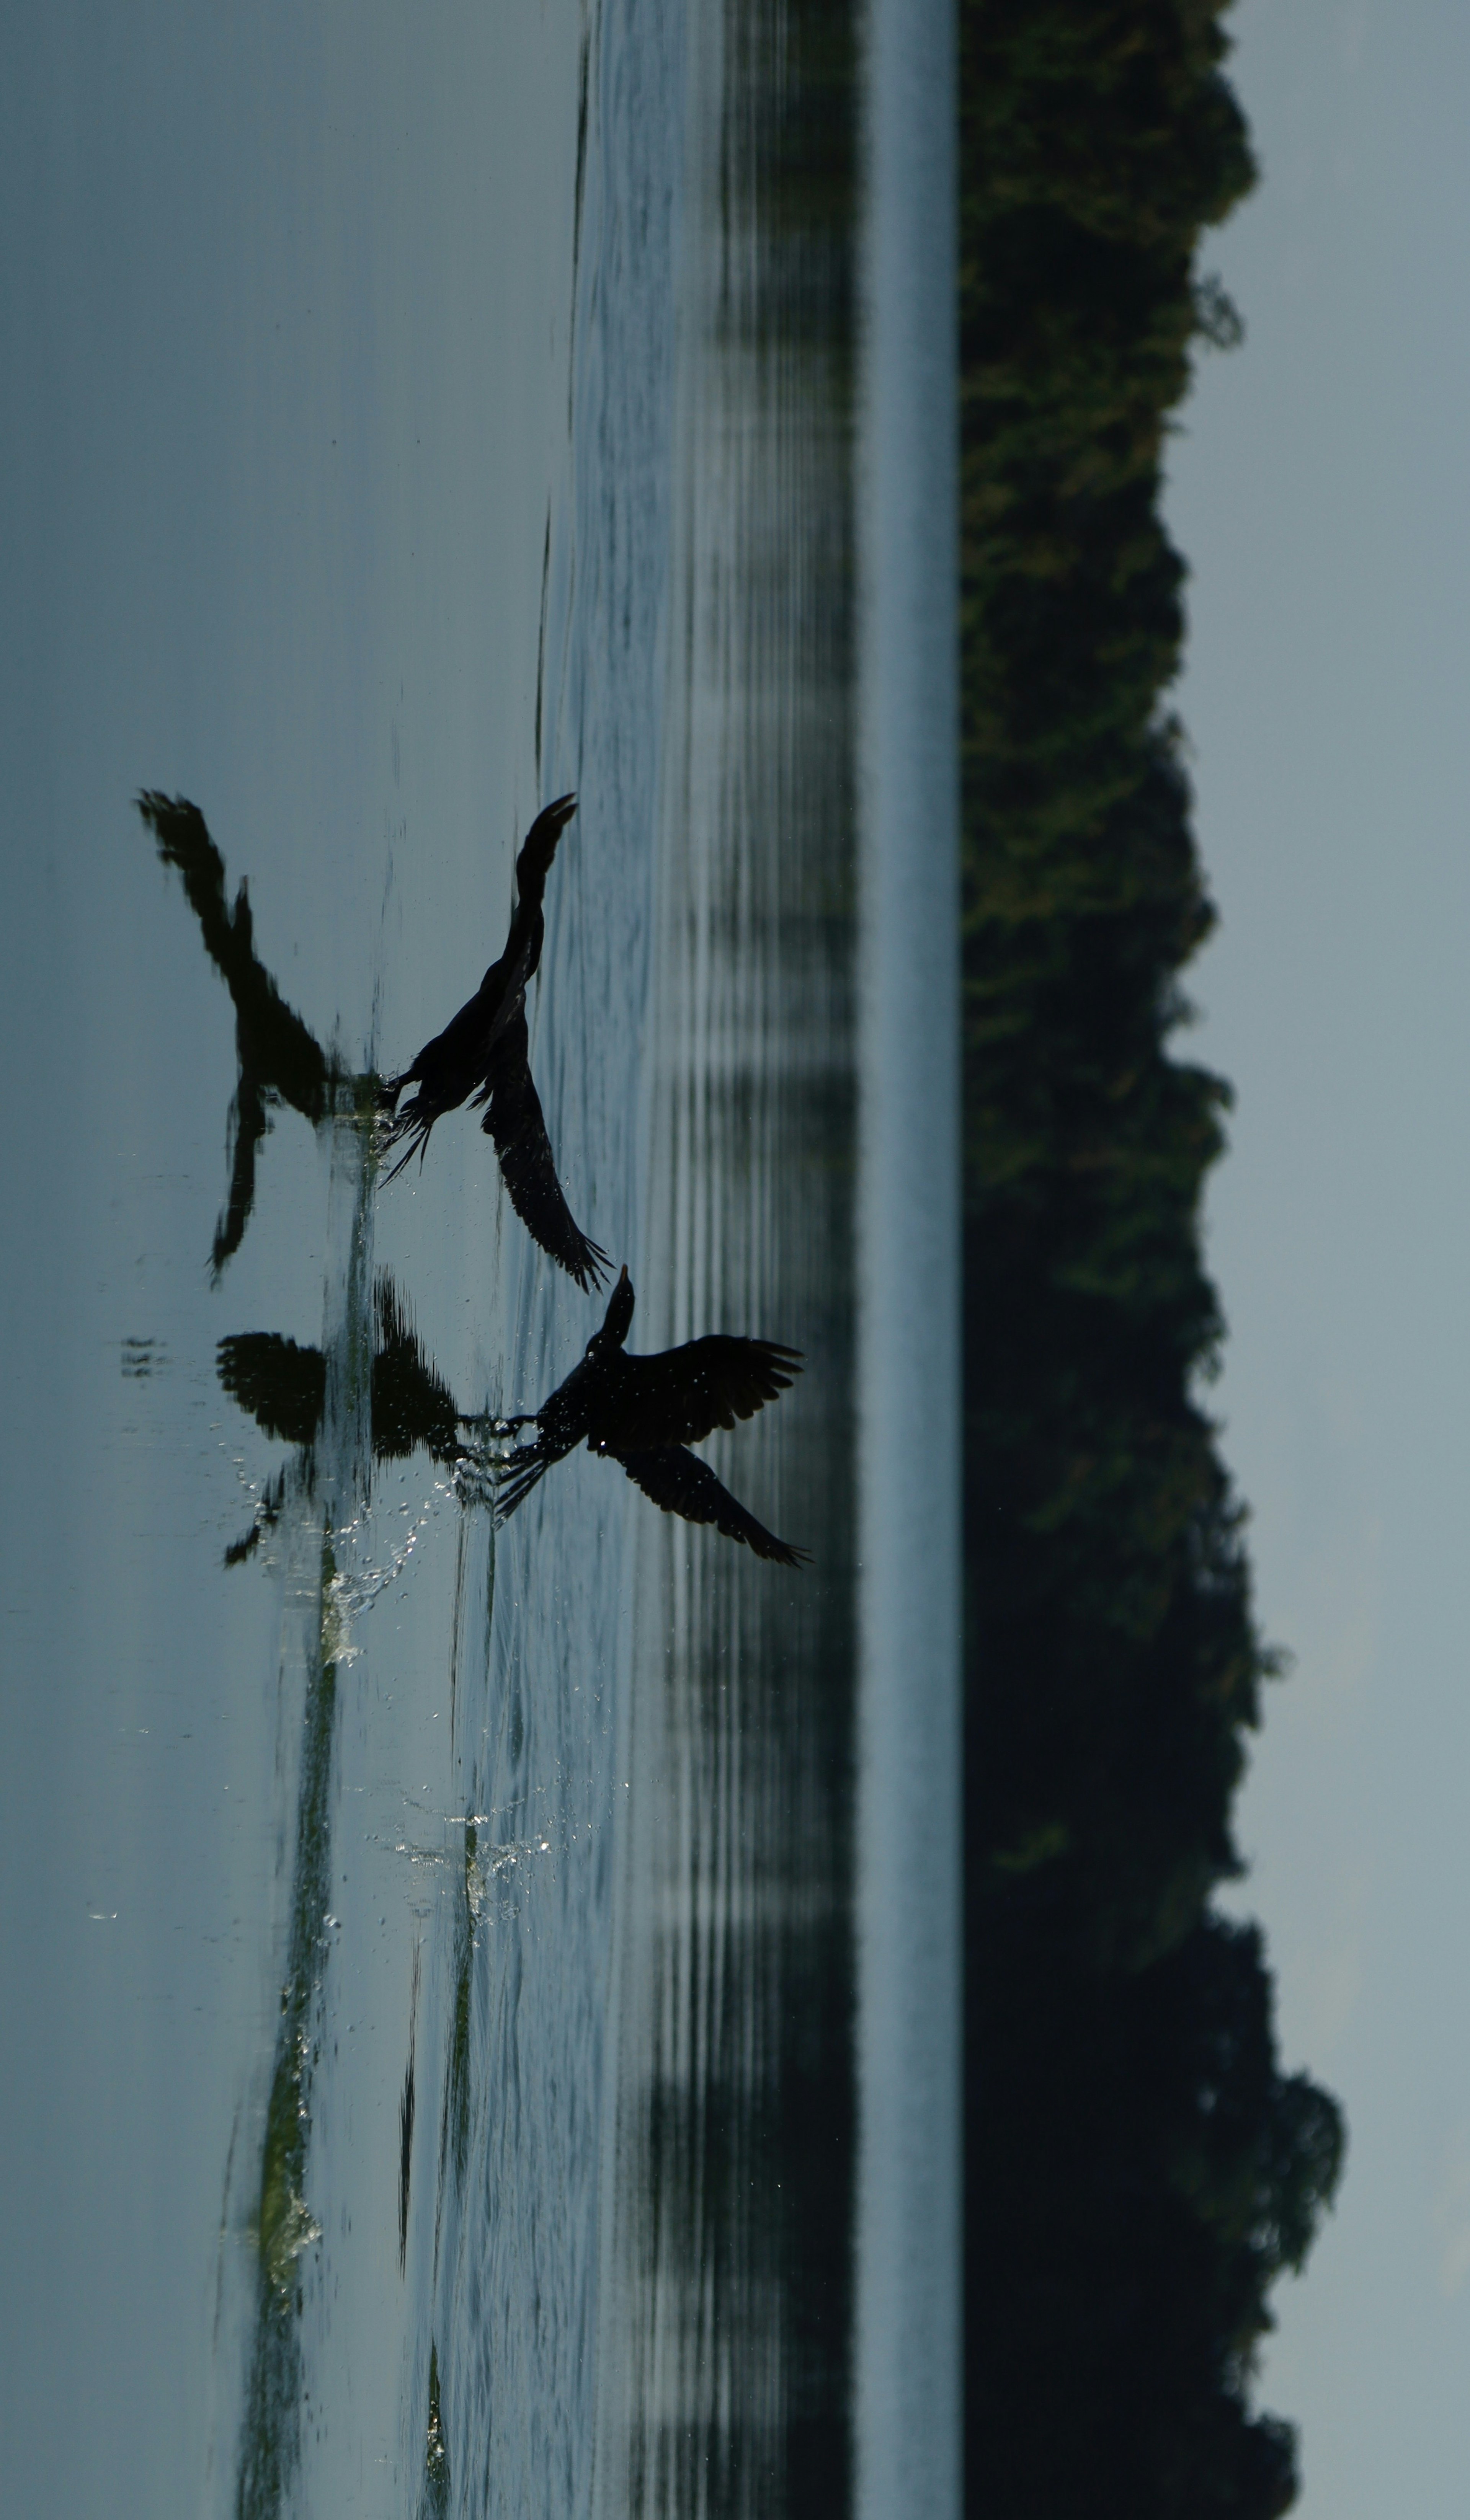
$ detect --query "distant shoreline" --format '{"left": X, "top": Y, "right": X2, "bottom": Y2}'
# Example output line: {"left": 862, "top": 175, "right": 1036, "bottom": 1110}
{"left": 959, "top": 7, "right": 1344, "bottom": 2515}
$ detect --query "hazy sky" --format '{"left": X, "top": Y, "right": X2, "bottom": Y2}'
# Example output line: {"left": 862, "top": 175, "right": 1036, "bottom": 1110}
{"left": 1165, "top": 3, "right": 1470, "bottom": 2511}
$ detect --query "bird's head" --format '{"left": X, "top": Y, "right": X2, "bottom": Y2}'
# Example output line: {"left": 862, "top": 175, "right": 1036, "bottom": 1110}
{"left": 514, "top": 793, "right": 578, "bottom": 914}
{"left": 585, "top": 1263, "right": 635, "bottom": 1357}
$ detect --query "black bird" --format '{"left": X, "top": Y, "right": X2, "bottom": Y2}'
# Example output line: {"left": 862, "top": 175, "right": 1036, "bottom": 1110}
{"left": 379, "top": 794, "right": 608, "bottom": 1290}
{"left": 491, "top": 1266, "right": 808, "bottom": 1566}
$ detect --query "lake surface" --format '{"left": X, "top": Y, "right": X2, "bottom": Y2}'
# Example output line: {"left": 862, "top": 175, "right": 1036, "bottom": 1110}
{"left": 0, "top": 3, "right": 953, "bottom": 2514}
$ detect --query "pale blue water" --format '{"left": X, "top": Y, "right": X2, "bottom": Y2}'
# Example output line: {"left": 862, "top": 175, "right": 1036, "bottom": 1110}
{"left": 854, "top": 0, "right": 962, "bottom": 2513}
{"left": 0, "top": 1, "right": 956, "bottom": 2512}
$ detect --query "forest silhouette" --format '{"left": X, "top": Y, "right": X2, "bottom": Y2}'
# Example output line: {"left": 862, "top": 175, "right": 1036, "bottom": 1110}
{"left": 959, "top": 5, "right": 1343, "bottom": 2517}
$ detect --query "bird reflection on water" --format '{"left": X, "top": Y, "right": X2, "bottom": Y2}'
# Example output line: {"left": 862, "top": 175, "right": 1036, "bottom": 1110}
{"left": 216, "top": 1275, "right": 464, "bottom": 1564}
{"left": 488, "top": 1265, "right": 808, "bottom": 1564}
{"left": 137, "top": 789, "right": 604, "bottom": 1288}
{"left": 136, "top": 792, "right": 338, "bottom": 1278}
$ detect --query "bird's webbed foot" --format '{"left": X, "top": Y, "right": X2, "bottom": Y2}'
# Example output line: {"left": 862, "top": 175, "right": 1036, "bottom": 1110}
{"left": 489, "top": 1444, "right": 552, "bottom": 1525}
{"left": 451, "top": 1417, "right": 542, "bottom": 1514}
{"left": 377, "top": 1108, "right": 434, "bottom": 1186}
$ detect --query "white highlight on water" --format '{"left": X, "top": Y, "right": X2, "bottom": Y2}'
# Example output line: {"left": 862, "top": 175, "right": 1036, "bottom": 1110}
{"left": 856, "top": 0, "right": 961, "bottom": 2511}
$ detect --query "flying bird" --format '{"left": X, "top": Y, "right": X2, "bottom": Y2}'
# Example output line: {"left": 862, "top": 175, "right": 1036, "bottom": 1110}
{"left": 379, "top": 794, "right": 608, "bottom": 1290}
{"left": 490, "top": 1266, "right": 808, "bottom": 1565}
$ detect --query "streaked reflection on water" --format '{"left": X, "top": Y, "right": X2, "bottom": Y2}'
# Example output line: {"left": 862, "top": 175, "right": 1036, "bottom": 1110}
{"left": 596, "top": 1, "right": 858, "bottom": 2509}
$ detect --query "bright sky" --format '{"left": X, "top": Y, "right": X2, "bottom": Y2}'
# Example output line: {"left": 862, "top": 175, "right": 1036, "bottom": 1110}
{"left": 1166, "top": 4, "right": 1470, "bottom": 2512}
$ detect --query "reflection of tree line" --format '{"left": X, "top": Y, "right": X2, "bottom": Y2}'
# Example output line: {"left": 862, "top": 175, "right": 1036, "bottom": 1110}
{"left": 961, "top": 9, "right": 1341, "bottom": 2520}
{"left": 234, "top": 1524, "right": 340, "bottom": 2520}
{"left": 139, "top": 792, "right": 805, "bottom": 1564}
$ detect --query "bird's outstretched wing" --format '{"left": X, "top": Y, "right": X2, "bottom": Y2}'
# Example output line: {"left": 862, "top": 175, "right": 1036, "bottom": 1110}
{"left": 378, "top": 798, "right": 580, "bottom": 1196}
{"left": 480, "top": 1015, "right": 608, "bottom": 1290}
{"left": 136, "top": 794, "right": 331, "bottom": 1118}
{"left": 217, "top": 1333, "right": 326, "bottom": 1449}
{"left": 371, "top": 1275, "right": 463, "bottom": 1463}
{"left": 137, "top": 792, "right": 333, "bottom": 1274}
{"left": 611, "top": 1338, "right": 802, "bottom": 1448}
{"left": 611, "top": 1446, "right": 808, "bottom": 1566}
{"left": 218, "top": 1289, "right": 462, "bottom": 1468}
{"left": 214, "top": 1068, "right": 273, "bottom": 1276}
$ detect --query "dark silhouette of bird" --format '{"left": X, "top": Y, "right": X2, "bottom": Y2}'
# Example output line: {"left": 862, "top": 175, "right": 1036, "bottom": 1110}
{"left": 137, "top": 792, "right": 337, "bottom": 1277}
{"left": 490, "top": 1266, "right": 808, "bottom": 1565}
{"left": 217, "top": 1276, "right": 465, "bottom": 1562}
{"left": 378, "top": 794, "right": 608, "bottom": 1290}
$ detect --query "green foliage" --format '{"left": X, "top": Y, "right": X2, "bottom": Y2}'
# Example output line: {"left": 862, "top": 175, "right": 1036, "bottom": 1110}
{"left": 960, "top": 7, "right": 1342, "bottom": 2514}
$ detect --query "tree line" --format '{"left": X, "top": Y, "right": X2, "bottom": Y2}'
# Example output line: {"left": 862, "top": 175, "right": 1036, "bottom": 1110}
{"left": 959, "top": 7, "right": 1344, "bottom": 2515}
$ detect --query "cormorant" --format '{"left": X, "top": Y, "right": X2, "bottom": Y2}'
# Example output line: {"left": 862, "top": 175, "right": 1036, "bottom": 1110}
{"left": 379, "top": 794, "right": 608, "bottom": 1290}
{"left": 490, "top": 1266, "right": 808, "bottom": 1565}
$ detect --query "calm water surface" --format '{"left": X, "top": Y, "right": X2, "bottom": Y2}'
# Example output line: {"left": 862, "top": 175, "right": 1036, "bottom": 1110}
{"left": 0, "top": 3, "right": 865, "bottom": 2515}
